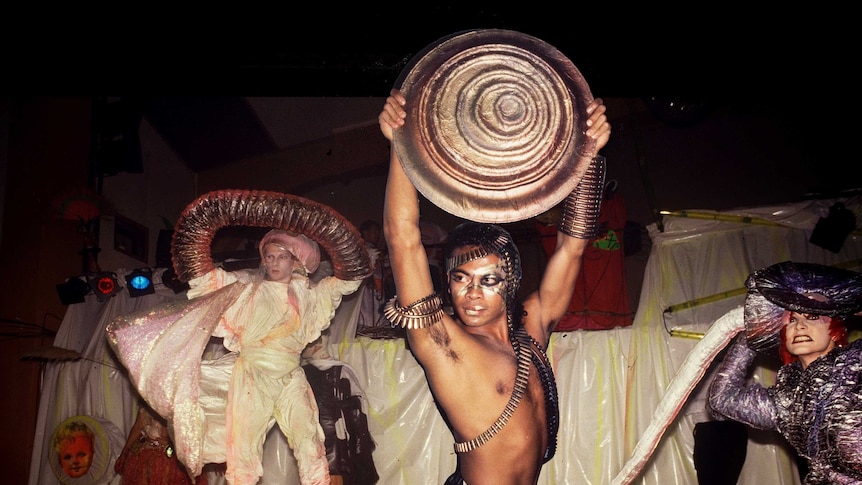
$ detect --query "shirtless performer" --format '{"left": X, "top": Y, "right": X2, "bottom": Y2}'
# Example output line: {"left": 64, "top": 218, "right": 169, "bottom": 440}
{"left": 378, "top": 88, "right": 611, "bottom": 484}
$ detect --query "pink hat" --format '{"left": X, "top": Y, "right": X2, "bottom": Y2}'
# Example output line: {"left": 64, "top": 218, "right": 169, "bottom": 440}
{"left": 259, "top": 229, "right": 321, "bottom": 274}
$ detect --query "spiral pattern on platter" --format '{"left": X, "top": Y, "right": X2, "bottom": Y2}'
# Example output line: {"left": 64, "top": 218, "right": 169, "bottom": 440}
{"left": 393, "top": 28, "right": 593, "bottom": 223}
{"left": 416, "top": 44, "right": 575, "bottom": 189}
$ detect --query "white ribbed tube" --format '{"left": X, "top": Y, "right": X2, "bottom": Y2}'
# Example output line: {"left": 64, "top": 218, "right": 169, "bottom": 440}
{"left": 610, "top": 306, "right": 745, "bottom": 485}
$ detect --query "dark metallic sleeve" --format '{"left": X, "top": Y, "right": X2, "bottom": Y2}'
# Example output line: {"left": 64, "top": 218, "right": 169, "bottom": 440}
{"left": 708, "top": 335, "right": 777, "bottom": 429}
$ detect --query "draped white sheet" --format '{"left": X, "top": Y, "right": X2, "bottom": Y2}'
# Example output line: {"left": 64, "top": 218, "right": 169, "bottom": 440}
{"left": 28, "top": 276, "right": 187, "bottom": 485}
{"left": 29, "top": 196, "right": 861, "bottom": 484}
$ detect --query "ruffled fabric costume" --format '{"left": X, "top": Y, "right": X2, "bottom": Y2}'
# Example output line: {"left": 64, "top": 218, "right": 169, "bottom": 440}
{"left": 195, "top": 266, "right": 361, "bottom": 484}
{"left": 109, "top": 264, "right": 360, "bottom": 485}
{"left": 108, "top": 189, "right": 372, "bottom": 485}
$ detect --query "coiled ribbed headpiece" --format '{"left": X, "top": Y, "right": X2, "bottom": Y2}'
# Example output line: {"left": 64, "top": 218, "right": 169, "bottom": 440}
{"left": 171, "top": 189, "right": 371, "bottom": 282}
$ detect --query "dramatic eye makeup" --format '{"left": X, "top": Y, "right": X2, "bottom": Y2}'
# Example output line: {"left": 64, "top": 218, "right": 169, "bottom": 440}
{"left": 450, "top": 263, "right": 507, "bottom": 297}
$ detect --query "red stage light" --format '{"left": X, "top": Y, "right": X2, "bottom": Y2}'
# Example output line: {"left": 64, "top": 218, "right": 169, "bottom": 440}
{"left": 89, "top": 272, "right": 122, "bottom": 301}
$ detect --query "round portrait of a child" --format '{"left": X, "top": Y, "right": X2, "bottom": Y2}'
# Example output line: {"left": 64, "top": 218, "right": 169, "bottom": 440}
{"left": 50, "top": 415, "right": 123, "bottom": 485}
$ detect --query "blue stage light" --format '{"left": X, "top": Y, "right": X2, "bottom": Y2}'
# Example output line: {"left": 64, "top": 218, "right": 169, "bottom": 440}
{"left": 126, "top": 268, "right": 155, "bottom": 297}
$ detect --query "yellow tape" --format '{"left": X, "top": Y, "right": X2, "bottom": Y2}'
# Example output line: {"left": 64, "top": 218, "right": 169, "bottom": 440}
{"left": 664, "top": 287, "right": 747, "bottom": 314}
{"left": 659, "top": 210, "right": 787, "bottom": 227}
{"left": 669, "top": 329, "right": 704, "bottom": 340}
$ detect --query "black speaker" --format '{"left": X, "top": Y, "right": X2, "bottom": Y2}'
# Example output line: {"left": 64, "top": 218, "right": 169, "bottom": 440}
{"left": 810, "top": 202, "right": 856, "bottom": 253}
{"left": 56, "top": 277, "right": 90, "bottom": 305}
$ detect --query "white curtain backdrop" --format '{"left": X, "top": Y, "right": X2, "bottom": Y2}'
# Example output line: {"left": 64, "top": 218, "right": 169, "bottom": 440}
{"left": 29, "top": 196, "right": 861, "bottom": 484}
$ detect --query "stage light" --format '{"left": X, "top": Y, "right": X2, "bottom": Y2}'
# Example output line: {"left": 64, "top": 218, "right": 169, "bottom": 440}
{"left": 56, "top": 276, "right": 90, "bottom": 305}
{"left": 126, "top": 268, "right": 155, "bottom": 297}
{"left": 89, "top": 272, "right": 122, "bottom": 301}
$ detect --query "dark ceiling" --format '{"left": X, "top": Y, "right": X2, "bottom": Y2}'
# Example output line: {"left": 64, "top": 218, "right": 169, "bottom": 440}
{"left": 7, "top": 8, "right": 830, "bottom": 98}
{"left": 7, "top": 8, "right": 840, "bottom": 175}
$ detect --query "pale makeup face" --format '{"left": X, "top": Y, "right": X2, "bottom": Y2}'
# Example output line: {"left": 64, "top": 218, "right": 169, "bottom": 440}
{"left": 263, "top": 244, "right": 296, "bottom": 283}
{"left": 448, "top": 255, "right": 507, "bottom": 327}
{"left": 782, "top": 310, "right": 836, "bottom": 368}
{"left": 58, "top": 434, "right": 93, "bottom": 478}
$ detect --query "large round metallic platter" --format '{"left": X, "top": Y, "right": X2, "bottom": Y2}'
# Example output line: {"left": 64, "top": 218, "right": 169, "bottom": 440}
{"left": 394, "top": 29, "right": 594, "bottom": 223}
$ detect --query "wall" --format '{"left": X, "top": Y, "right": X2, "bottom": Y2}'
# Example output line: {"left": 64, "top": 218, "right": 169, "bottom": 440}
{"left": 98, "top": 117, "right": 197, "bottom": 271}
{"left": 2, "top": 94, "right": 857, "bottom": 483}
{"left": 1, "top": 97, "right": 94, "bottom": 485}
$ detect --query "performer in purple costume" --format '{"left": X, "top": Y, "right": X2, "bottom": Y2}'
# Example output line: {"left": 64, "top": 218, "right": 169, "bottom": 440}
{"left": 708, "top": 261, "right": 862, "bottom": 484}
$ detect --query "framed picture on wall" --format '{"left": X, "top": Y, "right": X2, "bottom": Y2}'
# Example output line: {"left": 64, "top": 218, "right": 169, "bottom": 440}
{"left": 114, "top": 214, "right": 148, "bottom": 263}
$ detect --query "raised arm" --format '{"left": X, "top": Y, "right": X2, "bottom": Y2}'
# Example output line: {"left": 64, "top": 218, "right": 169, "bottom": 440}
{"left": 707, "top": 336, "right": 777, "bottom": 429}
{"left": 379, "top": 89, "right": 437, "bottom": 316}
{"left": 526, "top": 98, "right": 612, "bottom": 344}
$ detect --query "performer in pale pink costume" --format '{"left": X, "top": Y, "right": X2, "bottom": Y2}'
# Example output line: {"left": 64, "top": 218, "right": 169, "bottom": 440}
{"left": 194, "top": 230, "right": 361, "bottom": 484}
{"left": 108, "top": 190, "right": 372, "bottom": 485}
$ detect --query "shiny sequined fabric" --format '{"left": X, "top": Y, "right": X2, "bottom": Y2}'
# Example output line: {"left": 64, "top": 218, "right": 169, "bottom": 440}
{"left": 710, "top": 338, "right": 862, "bottom": 484}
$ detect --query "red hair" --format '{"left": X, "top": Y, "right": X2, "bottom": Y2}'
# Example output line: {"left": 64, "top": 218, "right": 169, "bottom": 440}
{"left": 778, "top": 314, "right": 848, "bottom": 365}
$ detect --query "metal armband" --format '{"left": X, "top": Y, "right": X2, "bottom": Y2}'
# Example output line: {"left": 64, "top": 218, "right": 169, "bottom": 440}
{"left": 558, "top": 155, "right": 607, "bottom": 239}
{"left": 383, "top": 293, "right": 444, "bottom": 329}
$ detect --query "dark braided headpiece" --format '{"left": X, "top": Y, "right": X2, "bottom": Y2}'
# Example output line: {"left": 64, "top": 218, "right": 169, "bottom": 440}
{"left": 445, "top": 223, "right": 523, "bottom": 325}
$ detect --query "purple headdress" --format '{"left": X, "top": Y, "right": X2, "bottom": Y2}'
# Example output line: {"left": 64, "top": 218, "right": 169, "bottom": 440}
{"left": 744, "top": 261, "right": 862, "bottom": 354}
